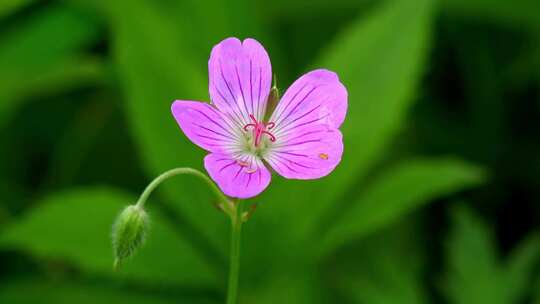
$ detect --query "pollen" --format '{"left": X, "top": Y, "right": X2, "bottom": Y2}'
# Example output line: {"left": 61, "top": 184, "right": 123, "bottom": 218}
{"left": 318, "top": 153, "right": 329, "bottom": 160}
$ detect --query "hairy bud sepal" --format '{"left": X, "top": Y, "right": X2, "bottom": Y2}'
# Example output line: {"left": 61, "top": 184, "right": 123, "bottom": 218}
{"left": 112, "top": 205, "right": 148, "bottom": 270}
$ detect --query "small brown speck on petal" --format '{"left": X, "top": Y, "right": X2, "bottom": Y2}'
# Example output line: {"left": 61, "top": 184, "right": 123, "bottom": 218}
{"left": 319, "top": 153, "right": 329, "bottom": 160}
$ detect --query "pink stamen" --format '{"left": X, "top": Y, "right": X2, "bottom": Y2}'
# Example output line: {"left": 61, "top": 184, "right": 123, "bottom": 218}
{"left": 261, "top": 131, "right": 276, "bottom": 142}
{"left": 243, "top": 114, "right": 276, "bottom": 147}
{"left": 249, "top": 114, "right": 259, "bottom": 124}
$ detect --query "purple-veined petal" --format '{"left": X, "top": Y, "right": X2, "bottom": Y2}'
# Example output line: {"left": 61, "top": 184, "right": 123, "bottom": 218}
{"left": 204, "top": 153, "right": 271, "bottom": 199}
{"left": 265, "top": 128, "right": 344, "bottom": 180}
{"left": 171, "top": 100, "right": 243, "bottom": 154}
{"left": 262, "top": 69, "right": 347, "bottom": 179}
{"left": 209, "top": 37, "right": 272, "bottom": 126}
{"left": 269, "top": 69, "right": 347, "bottom": 134}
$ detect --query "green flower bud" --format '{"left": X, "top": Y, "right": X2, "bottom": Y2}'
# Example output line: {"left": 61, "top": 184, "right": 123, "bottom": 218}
{"left": 112, "top": 205, "right": 148, "bottom": 270}
{"left": 264, "top": 78, "right": 280, "bottom": 122}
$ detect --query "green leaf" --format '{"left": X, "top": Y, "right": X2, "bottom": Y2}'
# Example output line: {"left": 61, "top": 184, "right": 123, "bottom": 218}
{"left": 503, "top": 234, "right": 540, "bottom": 303}
{"left": 167, "top": 0, "right": 267, "bottom": 58}
{"left": 244, "top": 270, "right": 323, "bottom": 304}
{"left": 0, "top": 56, "right": 105, "bottom": 127}
{"left": 0, "top": 4, "right": 102, "bottom": 128}
{"left": 0, "top": 188, "right": 217, "bottom": 286}
{"left": 341, "top": 271, "right": 426, "bottom": 304}
{"left": 444, "top": 206, "right": 502, "bottom": 304}
{"left": 317, "top": 158, "right": 485, "bottom": 258}
{"left": 443, "top": 206, "right": 540, "bottom": 304}
{"left": 440, "top": 0, "right": 540, "bottom": 30}
{"left": 262, "top": 0, "right": 436, "bottom": 240}
{"left": 0, "top": 278, "right": 218, "bottom": 304}
{"left": 335, "top": 219, "right": 428, "bottom": 304}
{"left": 0, "top": 5, "right": 99, "bottom": 68}
{"left": 266, "top": 0, "right": 372, "bottom": 20}
{"left": 534, "top": 278, "right": 540, "bottom": 304}
{"left": 0, "top": 0, "right": 33, "bottom": 19}
{"left": 0, "top": 204, "right": 9, "bottom": 226}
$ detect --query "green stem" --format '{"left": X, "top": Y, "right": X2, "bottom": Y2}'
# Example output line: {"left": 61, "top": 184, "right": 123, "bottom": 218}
{"left": 134, "top": 168, "right": 244, "bottom": 302}
{"left": 226, "top": 201, "right": 243, "bottom": 304}
{"left": 135, "top": 168, "right": 230, "bottom": 210}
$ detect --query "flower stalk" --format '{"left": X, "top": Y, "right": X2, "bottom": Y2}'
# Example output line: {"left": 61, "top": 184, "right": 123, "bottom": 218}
{"left": 135, "top": 167, "right": 232, "bottom": 215}
{"left": 113, "top": 167, "right": 249, "bottom": 303}
{"left": 134, "top": 168, "right": 248, "bottom": 304}
{"left": 227, "top": 200, "right": 244, "bottom": 304}
{"left": 112, "top": 168, "right": 234, "bottom": 270}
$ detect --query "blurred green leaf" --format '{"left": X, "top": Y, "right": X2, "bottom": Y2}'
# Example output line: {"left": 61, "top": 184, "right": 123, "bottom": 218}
{"left": 317, "top": 158, "right": 485, "bottom": 258}
{"left": 504, "top": 234, "right": 540, "bottom": 303}
{"left": 0, "top": 278, "right": 217, "bottom": 304}
{"left": 444, "top": 206, "right": 503, "bottom": 304}
{"left": 0, "top": 56, "right": 105, "bottom": 127}
{"left": 244, "top": 270, "right": 322, "bottom": 304}
{"left": 534, "top": 278, "right": 540, "bottom": 304}
{"left": 263, "top": 0, "right": 436, "bottom": 240}
{"left": 168, "top": 0, "right": 267, "bottom": 60}
{"left": 335, "top": 220, "right": 428, "bottom": 304}
{"left": 266, "top": 0, "right": 371, "bottom": 21}
{"left": 0, "top": 0, "right": 33, "bottom": 19}
{"left": 45, "top": 94, "right": 113, "bottom": 187}
{"left": 0, "top": 4, "right": 102, "bottom": 128}
{"left": 444, "top": 206, "right": 540, "bottom": 304}
{"left": 0, "top": 188, "right": 217, "bottom": 286}
{"left": 0, "top": 203, "right": 9, "bottom": 225}
{"left": 0, "top": 5, "right": 99, "bottom": 67}
{"left": 440, "top": 0, "right": 540, "bottom": 30}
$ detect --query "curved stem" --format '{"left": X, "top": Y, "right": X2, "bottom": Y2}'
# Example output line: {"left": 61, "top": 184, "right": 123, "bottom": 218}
{"left": 134, "top": 168, "right": 244, "bottom": 302}
{"left": 135, "top": 168, "right": 230, "bottom": 209}
{"left": 226, "top": 201, "right": 243, "bottom": 304}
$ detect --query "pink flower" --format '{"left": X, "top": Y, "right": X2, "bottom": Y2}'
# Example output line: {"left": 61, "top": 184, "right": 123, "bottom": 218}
{"left": 172, "top": 38, "right": 348, "bottom": 199}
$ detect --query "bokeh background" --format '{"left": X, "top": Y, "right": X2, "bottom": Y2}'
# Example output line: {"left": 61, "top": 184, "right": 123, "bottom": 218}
{"left": 1, "top": 0, "right": 540, "bottom": 303}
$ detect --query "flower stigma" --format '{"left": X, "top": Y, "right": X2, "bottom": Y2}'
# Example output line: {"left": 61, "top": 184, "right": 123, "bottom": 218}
{"left": 243, "top": 114, "right": 276, "bottom": 152}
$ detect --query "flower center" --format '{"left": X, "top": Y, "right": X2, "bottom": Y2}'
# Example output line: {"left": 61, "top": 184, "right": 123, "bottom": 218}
{"left": 243, "top": 114, "right": 276, "bottom": 147}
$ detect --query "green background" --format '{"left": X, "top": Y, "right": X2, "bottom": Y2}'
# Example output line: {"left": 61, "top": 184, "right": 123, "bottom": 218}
{"left": 1, "top": 0, "right": 539, "bottom": 303}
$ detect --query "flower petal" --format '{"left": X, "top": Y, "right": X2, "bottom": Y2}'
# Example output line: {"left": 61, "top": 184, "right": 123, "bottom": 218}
{"left": 204, "top": 153, "right": 271, "bottom": 199}
{"left": 208, "top": 37, "right": 272, "bottom": 126}
{"left": 265, "top": 128, "right": 344, "bottom": 180}
{"left": 171, "top": 100, "right": 243, "bottom": 153}
{"left": 269, "top": 69, "right": 347, "bottom": 134}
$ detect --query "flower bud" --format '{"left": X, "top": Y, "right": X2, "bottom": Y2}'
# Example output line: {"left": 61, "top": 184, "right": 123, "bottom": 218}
{"left": 112, "top": 205, "right": 148, "bottom": 270}
{"left": 264, "top": 81, "right": 280, "bottom": 122}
